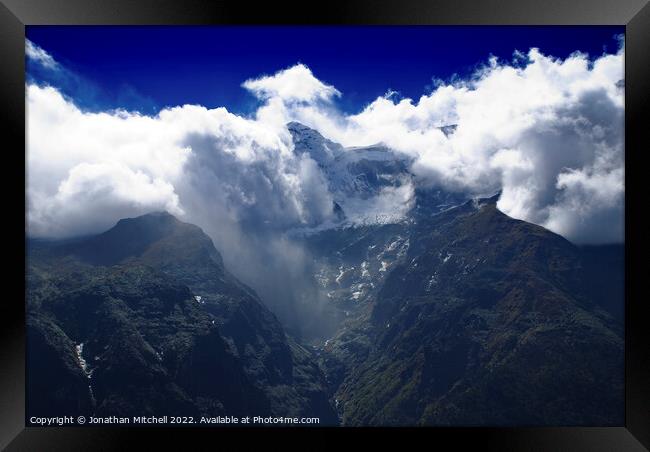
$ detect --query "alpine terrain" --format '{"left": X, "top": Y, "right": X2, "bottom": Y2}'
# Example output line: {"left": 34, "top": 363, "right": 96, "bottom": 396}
{"left": 26, "top": 123, "right": 624, "bottom": 426}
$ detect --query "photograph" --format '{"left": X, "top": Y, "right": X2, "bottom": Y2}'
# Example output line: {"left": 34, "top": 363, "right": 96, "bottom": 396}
{"left": 24, "top": 25, "right": 626, "bottom": 428}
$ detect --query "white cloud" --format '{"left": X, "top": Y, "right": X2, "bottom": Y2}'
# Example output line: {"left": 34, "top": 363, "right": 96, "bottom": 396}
{"left": 27, "top": 43, "right": 624, "bottom": 245}
{"left": 261, "top": 47, "right": 625, "bottom": 244}
{"left": 546, "top": 163, "right": 624, "bottom": 243}
{"left": 30, "top": 162, "right": 183, "bottom": 238}
{"left": 243, "top": 63, "right": 340, "bottom": 104}
{"left": 26, "top": 39, "right": 59, "bottom": 70}
{"left": 26, "top": 84, "right": 334, "bottom": 239}
{"left": 340, "top": 183, "right": 416, "bottom": 225}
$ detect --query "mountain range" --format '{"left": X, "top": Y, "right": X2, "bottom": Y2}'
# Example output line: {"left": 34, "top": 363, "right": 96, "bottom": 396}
{"left": 26, "top": 123, "right": 624, "bottom": 426}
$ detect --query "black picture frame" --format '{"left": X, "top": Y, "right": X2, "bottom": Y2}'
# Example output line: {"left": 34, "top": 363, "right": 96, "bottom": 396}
{"left": 2, "top": 0, "right": 648, "bottom": 449}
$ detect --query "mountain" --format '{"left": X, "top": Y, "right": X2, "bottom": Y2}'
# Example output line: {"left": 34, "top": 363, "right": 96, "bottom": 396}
{"left": 311, "top": 195, "right": 623, "bottom": 426}
{"left": 27, "top": 212, "right": 337, "bottom": 423}
{"left": 26, "top": 124, "right": 624, "bottom": 427}
{"left": 288, "top": 122, "right": 468, "bottom": 225}
{"left": 288, "top": 122, "right": 414, "bottom": 223}
{"left": 285, "top": 124, "right": 623, "bottom": 426}
{"left": 285, "top": 122, "right": 466, "bottom": 340}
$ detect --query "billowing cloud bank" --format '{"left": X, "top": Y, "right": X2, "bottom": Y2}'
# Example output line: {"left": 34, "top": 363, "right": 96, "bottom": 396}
{"left": 27, "top": 44, "right": 624, "bottom": 246}
{"left": 242, "top": 52, "right": 624, "bottom": 244}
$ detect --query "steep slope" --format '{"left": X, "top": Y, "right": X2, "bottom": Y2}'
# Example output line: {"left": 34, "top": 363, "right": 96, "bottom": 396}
{"left": 27, "top": 213, "right": 337, "bottom": 423}
{"left": 27, "top": 262, "right": 266, "bottom": 418}
{"left": 288, "top": 122, "right": 469, "bottom": 344}
{"left": 320, "top": 197, "right": 623, "bottom": 426}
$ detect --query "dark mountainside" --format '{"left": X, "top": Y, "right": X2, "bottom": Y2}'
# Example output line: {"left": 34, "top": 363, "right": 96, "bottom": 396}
{"left": 306, "top": 196, "right": 623, "bottom": 426}
{"left": 27, "top": 212, "right": 337, "bottom": 423}
{"left": 26, "top": 123, "right": 624, "bottom": 426}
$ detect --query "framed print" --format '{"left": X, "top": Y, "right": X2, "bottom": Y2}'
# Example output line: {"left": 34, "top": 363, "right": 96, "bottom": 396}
{"left": 1, "top": 0, "right": 648, "bottom": 450}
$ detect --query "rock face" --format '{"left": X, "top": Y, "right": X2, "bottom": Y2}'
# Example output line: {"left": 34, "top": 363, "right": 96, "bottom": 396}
{"left": 27, "top": 212, "right": 337, "bottom": 423}
{"left": 311, "top": 196, "right": 623, "bottom": 426}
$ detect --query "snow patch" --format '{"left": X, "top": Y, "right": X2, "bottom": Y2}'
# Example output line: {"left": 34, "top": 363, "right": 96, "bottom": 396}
{"left": 387, "top": 239, "right": 401, "bottom": 252}
{"left": 361, "top": 261, "right": 370, "bottom": 278}
{"left": 335, "top": 266, "right": 345, "bottom": 285}
{"left": 75, "top": 343, "right": 92, "bottom": 378}
{"left": 426, "top": 273, "right": 438, "bottom": 291}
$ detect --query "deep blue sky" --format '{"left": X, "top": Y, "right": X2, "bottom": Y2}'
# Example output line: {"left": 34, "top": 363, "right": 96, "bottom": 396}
{"left": 26, "top": 26, "right": 624, "bottom": 115}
